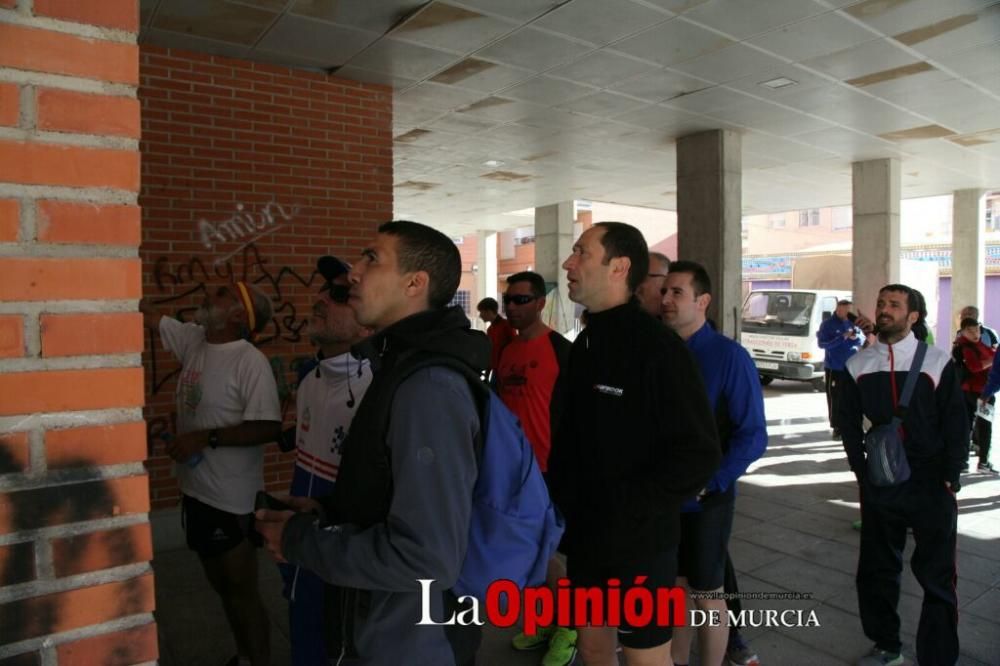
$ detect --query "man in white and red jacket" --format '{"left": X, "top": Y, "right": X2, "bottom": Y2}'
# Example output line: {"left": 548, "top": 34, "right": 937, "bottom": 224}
{"left": 838, "top": 284, "right": 967, "bottom": 666}
{"left": 283, "top": 255, "right": 372, "bottom": 666}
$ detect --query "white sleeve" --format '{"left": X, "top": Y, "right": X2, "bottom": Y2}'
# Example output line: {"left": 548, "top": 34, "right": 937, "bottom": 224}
{"left": 158, "top": 317, "right": 204, "bottom": 365}
{"left": 238, "top": 349, "right": 282, "bottom": 422}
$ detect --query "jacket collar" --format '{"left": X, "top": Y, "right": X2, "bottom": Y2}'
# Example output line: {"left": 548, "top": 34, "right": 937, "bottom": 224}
{"left": 872, "top": 330, "right": 917, "bottom": 356}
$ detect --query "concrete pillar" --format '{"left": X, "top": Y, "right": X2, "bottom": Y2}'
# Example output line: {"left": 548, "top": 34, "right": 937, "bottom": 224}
{"left": 851, "top": 158, "right": 901, "bottom": 319}
{"left": 534, "top": 202, "right": 576, "bottom": 335}
{"left": 475, "top": 231, "right": 498, "bottom": 328}
{"left": 677, "top": 130, "right": 742, "bottom": 338}
{"left": 951, "top": 189, "right": 985, "bottom": 321}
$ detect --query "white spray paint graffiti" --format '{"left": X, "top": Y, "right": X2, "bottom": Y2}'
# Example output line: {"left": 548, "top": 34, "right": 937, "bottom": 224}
{"left": 199, "top": 201, "right": 300, "bottom": 264}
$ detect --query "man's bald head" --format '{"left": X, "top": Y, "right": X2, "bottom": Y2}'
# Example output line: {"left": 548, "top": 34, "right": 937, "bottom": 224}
{"left": 635, "top": 252, "right": 672, "bottom": 318}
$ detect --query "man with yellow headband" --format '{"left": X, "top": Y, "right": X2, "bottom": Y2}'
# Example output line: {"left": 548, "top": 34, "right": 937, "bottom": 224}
{"left": 141, "top": 281, "right": 281, "bottom": 666}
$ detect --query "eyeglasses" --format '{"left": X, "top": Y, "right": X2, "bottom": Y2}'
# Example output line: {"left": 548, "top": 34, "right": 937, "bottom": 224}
{"left": 503, "top": 294, "right": 537, "bottom": 306}
{"left": 325, "top": 283, "right": 351, "bottom": 304}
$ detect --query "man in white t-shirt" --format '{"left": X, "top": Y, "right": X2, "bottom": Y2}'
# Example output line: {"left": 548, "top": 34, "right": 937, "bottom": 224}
{"left": 141, "top": 281, "right": 281, "bottom": 666}
{"left": 283, "top": 256, "right": 373, "bottom": 665}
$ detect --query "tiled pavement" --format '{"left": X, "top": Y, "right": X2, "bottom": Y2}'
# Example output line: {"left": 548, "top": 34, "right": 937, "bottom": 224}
{"left": 152, "top": 381, "right": 1000, "bottom": 665}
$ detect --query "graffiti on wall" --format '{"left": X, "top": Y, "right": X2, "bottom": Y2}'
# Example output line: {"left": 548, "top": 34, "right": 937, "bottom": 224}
{"left": 198, "top": 200, "right": 299, "bottom": 264}
{"left": 145, "top": 241, "right": 324, "bottom": 450}
{"left": 0, "top": 445, "right": 146, "bottom": 651}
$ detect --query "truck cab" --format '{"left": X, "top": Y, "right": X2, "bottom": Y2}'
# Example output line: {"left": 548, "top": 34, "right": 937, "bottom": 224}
{"left": 740, "top": 289, "right": 852, "bottom": 389}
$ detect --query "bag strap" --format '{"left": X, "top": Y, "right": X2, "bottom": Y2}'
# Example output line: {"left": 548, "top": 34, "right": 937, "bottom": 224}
{"left": 894, "top": 341, "right": 927, "bottom": 421}
{"left": 379, "top": 353, "right": 489, "bottom": 460}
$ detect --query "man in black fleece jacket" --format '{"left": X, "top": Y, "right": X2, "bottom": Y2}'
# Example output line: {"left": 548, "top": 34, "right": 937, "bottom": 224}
{"left": 838, "top": 284, "right": 967, "bottom": 666}
{"left": 548, "top": 222, "right": 721, "bottom": 666}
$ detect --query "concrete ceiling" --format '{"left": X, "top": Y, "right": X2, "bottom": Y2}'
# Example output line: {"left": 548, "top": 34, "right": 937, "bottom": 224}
{"left": 140, "top": 0, "right": 1000, "bottom": 234}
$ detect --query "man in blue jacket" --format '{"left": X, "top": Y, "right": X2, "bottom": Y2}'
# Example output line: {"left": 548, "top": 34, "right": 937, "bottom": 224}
{"left": 817, "top": 299, "right": 863, "bottom": 437}
{"left": 661, "top": 261, "right": 768, "bottom": 666}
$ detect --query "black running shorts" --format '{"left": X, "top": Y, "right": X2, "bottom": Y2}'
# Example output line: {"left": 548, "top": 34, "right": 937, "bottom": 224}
{"left": 182, "top": 494, "right": 252, "bottom": 558}
{"left": 567, "top": 547, "right": 679, "bottom": 649}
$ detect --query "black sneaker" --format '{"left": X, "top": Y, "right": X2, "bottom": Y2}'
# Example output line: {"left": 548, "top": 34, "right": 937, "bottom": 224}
{"left": 978, "top": 461, "right": 997, "bottom": 474}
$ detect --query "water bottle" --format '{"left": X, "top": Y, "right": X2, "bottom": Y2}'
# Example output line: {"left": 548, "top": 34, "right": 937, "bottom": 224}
{"left": 159, "top": 432, "right": 203, "bottom": 468}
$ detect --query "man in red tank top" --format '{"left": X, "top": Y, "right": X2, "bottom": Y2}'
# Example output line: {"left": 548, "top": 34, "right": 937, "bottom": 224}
{"left": 495, "top": 271, "right": 575, "bottom": 666}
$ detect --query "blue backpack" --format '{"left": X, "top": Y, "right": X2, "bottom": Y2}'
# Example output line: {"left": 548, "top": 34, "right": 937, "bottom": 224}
{"left": 396, "top": 356, "right": 566, "bottom": 603}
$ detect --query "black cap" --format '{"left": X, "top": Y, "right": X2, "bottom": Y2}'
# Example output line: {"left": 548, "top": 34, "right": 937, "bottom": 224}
{"left": 317, "top": 255, "right": 350, "bottom": 291}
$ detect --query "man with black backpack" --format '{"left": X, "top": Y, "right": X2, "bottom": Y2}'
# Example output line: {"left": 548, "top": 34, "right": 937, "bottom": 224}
{"left": 838, "top": 284, "right": 967, "bottom": 666}
{"left": 255, "top": 221, "right": 491, "bottom": 664}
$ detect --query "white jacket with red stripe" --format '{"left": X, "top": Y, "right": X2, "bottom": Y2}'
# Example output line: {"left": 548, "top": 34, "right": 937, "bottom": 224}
{"left": 839, "top": 332, "right": 968, "bottom": 485}
{"left": 295, "top": 352, "right": 372, "bottom": 485}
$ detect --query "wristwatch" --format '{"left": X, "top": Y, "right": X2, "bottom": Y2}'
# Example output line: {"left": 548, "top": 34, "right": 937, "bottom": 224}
{"left": 208, "top": 429, "right": 220, "bottom": 449}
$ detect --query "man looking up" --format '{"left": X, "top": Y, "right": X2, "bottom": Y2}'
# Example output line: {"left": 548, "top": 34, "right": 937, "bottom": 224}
{"left": 635, "top": 251, "right": 671, "bottom": 318}
{"left": 478, "top": 296, "right": 516, "bottom": 378}
{"left": 256, "top": 221, "right": 490, "bottom": 665}
{"left": 548, "top": 222, "right": 721, "bottom": 666}
{"left": 660, "top": 261, "right": 767, "bottom": 666}
{"left": 281, "top": 255, "right": 373, "bottom": 665}
{"left": 497, "top": 271, "right": 575, "bottom": 665}
{"left": 140, "top": 284, "right": 281, "bottom": 666}
{"left": 817, "top": 299, "right": 863, "bottom": 437}
{"left": 838, "top": 284, "right": 967, "bottom": 666}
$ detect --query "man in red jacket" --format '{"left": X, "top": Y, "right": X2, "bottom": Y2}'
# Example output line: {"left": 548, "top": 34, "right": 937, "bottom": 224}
{"left": 955, "top": 316, "right": 995, "bottom": 471}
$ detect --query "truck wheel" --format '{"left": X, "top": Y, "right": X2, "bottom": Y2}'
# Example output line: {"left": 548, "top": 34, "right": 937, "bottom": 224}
{"left": 811, "top": 377, "right": 826, "bottom": 392}
{"left": 759, "top": 375, "right": 774, "bottom": 386}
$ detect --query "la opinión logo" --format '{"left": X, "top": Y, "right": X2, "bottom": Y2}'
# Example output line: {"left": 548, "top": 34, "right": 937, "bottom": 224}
{"left": 416, "top": 578, "right": 686, "bottom": 635}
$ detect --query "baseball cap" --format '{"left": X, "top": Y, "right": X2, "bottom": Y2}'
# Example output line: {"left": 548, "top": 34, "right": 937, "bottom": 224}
{"left": 317, "top": 255, "right": 350, "bottom": 292}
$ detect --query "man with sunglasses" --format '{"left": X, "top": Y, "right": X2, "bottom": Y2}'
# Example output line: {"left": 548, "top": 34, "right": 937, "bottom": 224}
{"left": 280, "top": 255, "right": 373, "bottom": 666}
{"left": 635, "top": 251, "right": 671, "bottom": 319}
{"left": 497, "top": 272, "right": 576, "bottom": 666}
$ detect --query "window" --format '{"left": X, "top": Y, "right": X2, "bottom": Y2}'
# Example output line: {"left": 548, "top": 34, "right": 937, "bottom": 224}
{"left": 449, "top": 290, "right": 471, "bottom": 314}
{"left": 986, "top": 198, "right": 1000, "bottom": 231}
{"left": 514, "top": 226, "right": 535, "bottom": 245}
{"left": 769, "top": 214, "right": 786, "bottom": 229}
{"left": 820, "top": 296, "right": 838, "bottom": 320}
{"left": 831, "top": 206, "right": 852, "bottom": 231}
{"left": 798, "top": 209, "right": 820, "bottom": 227}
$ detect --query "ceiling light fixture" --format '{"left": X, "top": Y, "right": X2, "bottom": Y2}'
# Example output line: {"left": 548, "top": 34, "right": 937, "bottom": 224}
{"left": 759, "top": 77, "right": 798, "bottom": 90}
{"left": 483, "top": 159, "right": 505, "bottom": 168}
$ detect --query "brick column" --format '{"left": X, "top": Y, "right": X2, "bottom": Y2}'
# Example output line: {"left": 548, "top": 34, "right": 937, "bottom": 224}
{"left": 0, "top": 1, "right": 157, "bottom": 664}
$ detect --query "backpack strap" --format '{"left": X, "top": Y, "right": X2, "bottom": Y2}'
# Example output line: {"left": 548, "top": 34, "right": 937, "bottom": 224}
{"left": 894, "top": 341, "right": 927, "bottom": 422}
{"left": 377, "top": 353, "right": 489, "bottom": 462}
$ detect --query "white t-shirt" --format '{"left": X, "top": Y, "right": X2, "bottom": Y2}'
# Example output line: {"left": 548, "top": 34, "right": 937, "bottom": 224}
{"left": 159, "top": 317, "right": 281, "bottom": 514}
{"left": 295, "top": 352, "right": 373, "bottom": 486}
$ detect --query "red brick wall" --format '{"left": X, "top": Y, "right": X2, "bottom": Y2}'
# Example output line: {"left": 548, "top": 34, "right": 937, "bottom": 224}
{"left": 139, "top": 46, "right": 392, "bottom": 510}
{"left": 0, "top": 0, "right": 152, "bottom": 662}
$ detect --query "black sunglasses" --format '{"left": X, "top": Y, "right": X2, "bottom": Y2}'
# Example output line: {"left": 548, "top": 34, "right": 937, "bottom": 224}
{"left": 503, "top": 294, "right": 537, "bottom": 306}
{"left": 324, "top": 283, "right": 351, "bottom": 304}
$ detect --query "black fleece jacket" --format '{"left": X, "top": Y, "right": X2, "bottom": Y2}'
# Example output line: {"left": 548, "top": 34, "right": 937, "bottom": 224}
{"left": 547, "top": 301, "right": 722, "bottom": 564}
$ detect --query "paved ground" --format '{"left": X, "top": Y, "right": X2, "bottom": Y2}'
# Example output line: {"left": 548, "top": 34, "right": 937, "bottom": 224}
{"left": 152, "top": 381, "right": 1000, "bottom": 665}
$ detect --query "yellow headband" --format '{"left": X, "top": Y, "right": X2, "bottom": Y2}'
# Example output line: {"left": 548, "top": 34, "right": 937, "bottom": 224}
{"left": 234, "top": 281, "right": 256, "bottom": 338}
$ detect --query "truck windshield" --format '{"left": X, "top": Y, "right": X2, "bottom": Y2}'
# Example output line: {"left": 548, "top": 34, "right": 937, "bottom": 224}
{"left": 742, "top": 292, "right": 815, "bottom": 337}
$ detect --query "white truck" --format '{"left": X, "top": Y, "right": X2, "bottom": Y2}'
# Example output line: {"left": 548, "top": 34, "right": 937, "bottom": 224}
{"left": 740, "top": 254, "right": 939, "bottom": 388}
{"left": 741, "top": 288, "right": 851, "bottom": 389}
